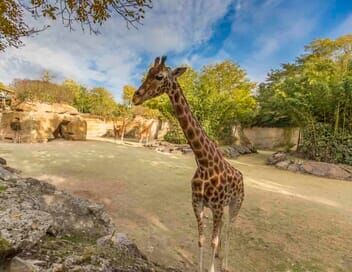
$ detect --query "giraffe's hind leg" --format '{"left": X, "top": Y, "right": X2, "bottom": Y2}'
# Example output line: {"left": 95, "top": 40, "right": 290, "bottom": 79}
{"left": 222, "top": 193, "right": 244, "bottom": 272}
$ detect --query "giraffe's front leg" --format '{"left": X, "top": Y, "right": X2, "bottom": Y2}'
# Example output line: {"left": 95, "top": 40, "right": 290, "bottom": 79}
{"left": 209, "top": 209, "right": 224, "bottom": 272}
{"left": 193, "top": 200, "right": 205, "bottom": 272}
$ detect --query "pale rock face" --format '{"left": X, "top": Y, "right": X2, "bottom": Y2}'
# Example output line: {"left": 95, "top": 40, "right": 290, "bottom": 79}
{"left": 14, "top": 102, "right": 79, "bottom": 115}
{"left": 0, "top": 102, "right": 86, "bottom": 143}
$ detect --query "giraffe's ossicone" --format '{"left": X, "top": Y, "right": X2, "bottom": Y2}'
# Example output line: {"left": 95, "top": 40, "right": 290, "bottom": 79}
{"left": 133, "top": 56, "right": 244, "bottom": 272}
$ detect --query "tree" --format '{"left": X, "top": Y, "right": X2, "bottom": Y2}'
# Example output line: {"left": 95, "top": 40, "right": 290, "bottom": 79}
{"left": 41, "top": 70, "right": 55, "bottom": 82}
{"left": 196, "top": 61, "right": 256, "bottom": 141}
{"left": 62, "top": 79, "right": 90, "bottom": 113}
{"left": 12, "top": 78, "right": 74, "bottom": 104}
{"left": 0, "top": 0, "right": 152, "bottom": 51}
{"left": 87, "top": 87, "right": 118, "bottom": 118}
{"left": 122, "top": 85, "right": 136, "bottom": 107}
{"left": 256, "top": 34, "right": 352, "bottom": 132}
{"left": 255, "top": 34, "right": 352, "bottom": 164}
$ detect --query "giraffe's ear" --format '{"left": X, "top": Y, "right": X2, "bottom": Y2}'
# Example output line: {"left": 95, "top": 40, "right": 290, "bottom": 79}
{"left": 154, "top": 57, "right": 161, "bottom": 66}
{"left": 172, "top": 67, "right": 187, "bottom": 78}
{"left": 161, "top": 56, "right": 167, "bottom": 66}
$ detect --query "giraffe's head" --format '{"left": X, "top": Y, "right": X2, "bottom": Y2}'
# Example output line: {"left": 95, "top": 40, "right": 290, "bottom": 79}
{"left": 132, "top": 56, "right": 187, "bottom": 105}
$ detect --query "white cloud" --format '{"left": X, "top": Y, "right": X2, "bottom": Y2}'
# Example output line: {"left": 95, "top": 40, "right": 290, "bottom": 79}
{"left": 228, "top": 0, "right": 325, "bottom": 83}
{"left": 0, "top": 0, "right": 232, "bottom": 100}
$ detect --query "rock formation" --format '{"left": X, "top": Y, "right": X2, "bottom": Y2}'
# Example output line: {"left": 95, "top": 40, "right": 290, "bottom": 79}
{"left": 267, "top": 151, "right": 352, "bottom": 181}
{"left": 0, "top": 102, "right": 87, "bottom": 143}
{"left": 0, "top": 160, "right": 179, "bottom": 272}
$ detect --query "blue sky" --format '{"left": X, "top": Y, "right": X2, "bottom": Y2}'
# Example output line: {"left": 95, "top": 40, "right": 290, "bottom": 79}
{"left": 1, "top": 0, "right": 352, "bottom": 101}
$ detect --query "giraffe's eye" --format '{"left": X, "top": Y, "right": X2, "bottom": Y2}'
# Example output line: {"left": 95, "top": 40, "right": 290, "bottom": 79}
{"left": 155, "top": 74, "right": 163, "bottom": 80}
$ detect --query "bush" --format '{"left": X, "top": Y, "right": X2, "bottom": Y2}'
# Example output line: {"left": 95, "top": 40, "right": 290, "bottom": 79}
{"left": 300, "top": 123, "right": 352, "bottom": 165}
{"left": 163, "top": 124, "right": 187, "bottom": 144}
{"left": 13, "top": 79, "right": 74, "bottom": 104}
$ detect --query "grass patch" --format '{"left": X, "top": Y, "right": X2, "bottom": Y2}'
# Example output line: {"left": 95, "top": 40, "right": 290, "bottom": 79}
{"left": 0, "top": 183, "right": 6, "bottom": 193}
{"left": 0, "top": 237, "right": 11, "bottom": 252}
{"left": 0, "top": 236, "right": 12, "bottom": 261}
{"left": 29, "top": 234, "right": 144, "bottom": 269}
{"left": 60, "top": 232, "right": 96, "bottom": 245}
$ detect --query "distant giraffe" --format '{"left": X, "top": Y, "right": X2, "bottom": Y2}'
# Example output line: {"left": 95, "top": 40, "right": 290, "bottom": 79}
{"left": 113, "top": 120, "right": 127, "bottom": 141}
{"left": 132, "top": 56, "right": 244, "bottom": 272}
{"left": 138, "top": 121, "right": 153, "bottom": 144}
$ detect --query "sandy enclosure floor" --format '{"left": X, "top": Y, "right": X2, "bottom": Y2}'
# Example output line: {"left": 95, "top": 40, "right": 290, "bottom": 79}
{"left": 1, "top": 139, "right": 351, "bottom": 271}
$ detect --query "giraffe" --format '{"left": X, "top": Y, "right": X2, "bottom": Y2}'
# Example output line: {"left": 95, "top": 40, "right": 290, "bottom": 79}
{"left": 113, "top": 119, "right": 127, "bottom": 141}
{"left": 132, "top": 56, "right": 244, "bottom": 272}
{"left": 138, "top": 120, "right": 153, "bottom": 145}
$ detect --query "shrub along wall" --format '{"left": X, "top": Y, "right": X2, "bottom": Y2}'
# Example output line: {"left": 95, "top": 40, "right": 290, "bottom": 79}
{"left": 299, "top": 123, "right": 352, "bottom": 166}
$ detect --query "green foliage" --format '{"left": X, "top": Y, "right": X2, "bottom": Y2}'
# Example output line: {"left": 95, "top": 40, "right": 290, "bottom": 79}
{"left": 13, "top": 79, "right": 75, "bottom": 104}
{"left": 0, "top": 234, "right": 11, "bottom": 262}
{"left": 0, "top": 0, "right": 152, "bottom": 51}
{"left": 300, "top": 123, "right": 352, "bottom": 165}
{"left": 0, "top": 82, "right": 7, "bottom": 89}
{"left": 41, "top": 70, "right": 55, "bottom": 82}
{"left": 163, "top": 120, "right": 187, "bottom": 144}
{"left": 120, "top": 84, "right": 161, "bottom": 123}
{"left": 145, "top": 61, "right": 257, "bottom": 144}
{"left": 122, "top": 85, "right": 136, "bottom": 107}
{"left": 62, "top": 79, "right": 90, "bottom": 113}
{"left": 194, "top": 61, "right": 257, "bottom": 142}
{"left": 87, "top": 87, "right": 118, "bottom": 118}
{"left": 256, "top": 34, "right": 352, "bottom": 164}
{"left": 13, "top": 77, "right": 123, "bottom": 118}
{"left": 255, "top": 34, "right": 352, "bottom": 132}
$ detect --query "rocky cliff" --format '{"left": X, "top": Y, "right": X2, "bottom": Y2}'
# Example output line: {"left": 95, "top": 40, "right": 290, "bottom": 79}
{"left": 0, "top": 159, "right": 178, "bottom": 272}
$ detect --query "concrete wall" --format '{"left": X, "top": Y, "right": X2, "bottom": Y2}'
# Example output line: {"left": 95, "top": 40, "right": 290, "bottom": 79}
{"left": 83, "top": 115, "right": 169, "bottom": 141}
{"left": 83, "top": 116, "right": 114, "bottom": 138}
{"left": 243, "top": 127, "right": 300, "bottom": 149}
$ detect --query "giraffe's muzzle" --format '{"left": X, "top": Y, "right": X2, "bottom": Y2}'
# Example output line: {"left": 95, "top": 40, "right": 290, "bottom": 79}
{"left": 132, "top": 94, "right": 143, "bottom": 105}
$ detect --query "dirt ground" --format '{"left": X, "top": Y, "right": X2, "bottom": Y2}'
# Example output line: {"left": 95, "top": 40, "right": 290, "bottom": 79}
{"left": 1, "top": 139, "right": 351, "bottom": 271}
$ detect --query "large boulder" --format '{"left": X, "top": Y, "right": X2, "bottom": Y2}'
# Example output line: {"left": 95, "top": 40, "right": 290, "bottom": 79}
{"left": 301, "top": 161, "right": 352, "bottom": 180}
{"left": 266, "top": 151, "right": 288, "bottom": 165}
{"left": 0, "top": 162, "right": 177, "bottom": 272}
{"left": 220, "top": 145, "right": 256, "bottom": 159}
{"left": 266, "top": 152, "right": 352, "bottom": 181}
{"left": 275, "top": 160, "right": 292, "bottom": 170}
{"left": 60, "top": 117, "right": 87, "bottom": 141}
{"left": 220, "top": 146, "right": 240, "bottom": 159}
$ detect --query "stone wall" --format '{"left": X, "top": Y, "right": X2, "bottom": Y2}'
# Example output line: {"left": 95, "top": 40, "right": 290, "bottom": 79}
{"left": 243, "top": 126, "right": 300, "bottom": 149}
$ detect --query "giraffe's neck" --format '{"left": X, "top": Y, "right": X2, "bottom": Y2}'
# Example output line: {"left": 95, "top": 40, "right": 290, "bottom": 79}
{"left": 167, "top": 82, "right": 223, "bottom": 167}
